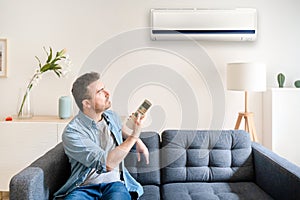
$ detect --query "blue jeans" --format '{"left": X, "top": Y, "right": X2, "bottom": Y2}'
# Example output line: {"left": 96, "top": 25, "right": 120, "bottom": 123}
{"left": 64, "top": 181, "right": 131, "bottom": 200}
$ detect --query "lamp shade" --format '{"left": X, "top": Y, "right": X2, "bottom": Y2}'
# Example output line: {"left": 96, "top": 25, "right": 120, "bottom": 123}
{"left": 227, "top": 62, "right": 266, "bottom": 91}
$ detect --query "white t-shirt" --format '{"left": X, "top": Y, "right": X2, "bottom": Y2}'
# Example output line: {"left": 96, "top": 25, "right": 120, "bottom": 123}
{"left": 82, "top": 119, "right": 121, "bottom": 185}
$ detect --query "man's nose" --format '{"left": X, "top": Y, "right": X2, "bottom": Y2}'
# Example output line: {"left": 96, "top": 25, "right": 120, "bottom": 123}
{"left": 103, "top": 89, "right": 110, "bottom": 97}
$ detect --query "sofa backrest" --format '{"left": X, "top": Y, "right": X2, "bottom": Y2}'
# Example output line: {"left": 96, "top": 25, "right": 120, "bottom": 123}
{"left": 125, "top": 131, "right": 161, "bottom": 186}
{"left": 161, "top": 130, "right": 254, "bottom": 184}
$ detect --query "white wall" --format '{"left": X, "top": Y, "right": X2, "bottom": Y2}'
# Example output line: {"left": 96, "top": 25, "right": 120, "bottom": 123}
{"left": 1, "top": 0, "right": 300, "bottom": 144}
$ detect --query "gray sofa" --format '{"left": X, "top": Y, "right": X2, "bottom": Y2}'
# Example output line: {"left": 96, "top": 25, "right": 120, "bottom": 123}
{"left": 10, "top": 130, "right": 300, "bottom": 200}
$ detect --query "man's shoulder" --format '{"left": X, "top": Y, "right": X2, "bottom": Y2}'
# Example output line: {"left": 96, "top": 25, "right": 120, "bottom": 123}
{"left": 63, "top": 114, "right": 91, "bottom": 135}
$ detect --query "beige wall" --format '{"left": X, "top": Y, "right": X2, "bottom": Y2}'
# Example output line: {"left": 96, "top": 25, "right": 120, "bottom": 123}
{"left": 0, "top": 0, "right": 300, "bottom": 144}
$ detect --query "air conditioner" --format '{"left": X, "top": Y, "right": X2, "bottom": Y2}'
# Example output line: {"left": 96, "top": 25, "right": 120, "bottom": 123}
{"left": 150, "top": 8, "right": 257, "bottom": 41}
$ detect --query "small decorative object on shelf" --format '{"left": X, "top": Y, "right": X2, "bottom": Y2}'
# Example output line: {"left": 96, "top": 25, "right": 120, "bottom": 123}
{"left": 18, "top": 87, "right": 33, "bottom": 118}
{"left": 5, "top": 116, "right": 13, "bottom": 121}
{"left": 59, "top": 96, "right": 72, "bottom": 119}
{"left": 294, "top": 80, "right": 300, "bottom": 88}
{"left": 277, "top": 73, "right": 285, "bottom": 88}
{"left": 17, "top": 47, "right": 71, "bottom": 118}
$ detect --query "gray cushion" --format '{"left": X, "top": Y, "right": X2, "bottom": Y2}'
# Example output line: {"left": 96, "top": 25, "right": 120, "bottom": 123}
{"left": 161, "top": 130, "right": 254, "bottom": 183}
{"left": 140, "top": 185, "right": 160, "bottom": 200}
{"left": 125, "top": 131, "right": 160, "bottom": 185}
{"left": 161, "top": 182, "right": 273, "bottom": 200}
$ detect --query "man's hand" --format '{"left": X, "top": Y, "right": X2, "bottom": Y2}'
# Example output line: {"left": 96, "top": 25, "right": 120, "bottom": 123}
{"left": 136, "top": 139, "right": 149, "bottom": 164}
{"left": 130, "top": 113, "right": 144, "bottom": 138}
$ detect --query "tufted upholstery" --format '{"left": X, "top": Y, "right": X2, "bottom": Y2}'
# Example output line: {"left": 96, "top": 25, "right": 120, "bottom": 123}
{"left": 161, "top": 182, "right": 273, "bottom": 200}
{"left": 161, "top": 130, "right": 254, "bottom": 183}
{"left": 125, "top": 131, "right": 160, "bottom": 186}
{"left": 124, "top": 131, "right": 160, "bottom": 200}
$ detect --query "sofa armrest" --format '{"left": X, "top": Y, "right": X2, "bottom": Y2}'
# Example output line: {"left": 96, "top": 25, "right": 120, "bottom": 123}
{"left": 9, "top": 143, "right": 70, "bottom": 200}
{"left": 10, "top": 167, "right": 48, "bottom": 200}
{"left": 252, "top": 142, "right": 300, "bottom": 200}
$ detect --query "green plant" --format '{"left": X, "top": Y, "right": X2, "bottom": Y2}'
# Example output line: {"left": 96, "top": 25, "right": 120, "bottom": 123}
{"left": 294, "top": 80, "right": 300, "bottom": 88}
{"left": 277, "top": 73, "right": 285, "bottom": 88}
{"left": 17, "top": 47, "right": 71, "bottom": 117}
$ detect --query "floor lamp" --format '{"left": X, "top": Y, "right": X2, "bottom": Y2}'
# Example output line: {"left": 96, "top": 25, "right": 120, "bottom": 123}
{"left": 227, "top": 63, "right": 266, "bottom": 142}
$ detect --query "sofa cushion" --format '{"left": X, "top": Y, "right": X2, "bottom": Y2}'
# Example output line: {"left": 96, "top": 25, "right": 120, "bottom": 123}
{"left": 140, "top": 185, "right": 160, "bottom": 200}
{"left": 161, "top": 182, "right": 273, "bottom": 200}
{"left": 161, "top": 130, "right": 254, "bottom": 183}
{"left": 125, "top": 131, "right": 160, "bottom": 185}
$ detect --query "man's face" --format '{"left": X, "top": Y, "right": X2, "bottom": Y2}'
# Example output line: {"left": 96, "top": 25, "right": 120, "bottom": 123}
{"left": 87, "top": 80, "right": 111, "bottom": 113}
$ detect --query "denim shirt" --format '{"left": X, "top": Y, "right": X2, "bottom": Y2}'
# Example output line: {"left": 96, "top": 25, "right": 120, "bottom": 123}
{"left": 53, "top": 110, "right": 143, "bottom": 199}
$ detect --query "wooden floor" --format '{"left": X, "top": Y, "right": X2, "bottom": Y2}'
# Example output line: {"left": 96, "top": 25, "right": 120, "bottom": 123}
{"left": 0, "top": 192, "right": 9, "bottom": 200}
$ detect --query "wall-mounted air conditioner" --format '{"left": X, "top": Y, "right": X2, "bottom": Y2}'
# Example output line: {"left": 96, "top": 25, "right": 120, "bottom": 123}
{"left": 150, "top": 8, "right": 257, "bottom": 41}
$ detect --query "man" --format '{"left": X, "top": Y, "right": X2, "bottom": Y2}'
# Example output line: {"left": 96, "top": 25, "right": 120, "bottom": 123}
{"left": 54, "top": 72, "right": 149, "bottom": 200}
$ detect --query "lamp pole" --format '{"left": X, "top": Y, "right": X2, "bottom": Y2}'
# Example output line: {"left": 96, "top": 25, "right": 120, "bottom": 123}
{"left": 234, "top": 91, "right": 258, "bottom": 142}
{"left": 245, "top": 91, "right": 248, "bottom": 113}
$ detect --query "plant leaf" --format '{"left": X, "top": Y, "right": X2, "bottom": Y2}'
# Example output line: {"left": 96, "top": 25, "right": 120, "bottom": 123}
{"left": 58, "top": 49, "right": 66, "bottom": 57}
{"left": 46, "top": 47, "right": 53, "bottom": 63}
{"left": 54, "top": 70, "right": 61, "bottom": 77}
{"left": 35, "top": 56, "right": 42, "bottom": 68}
{"left": 40, "top": 63, "right": 51, "bottom": 72}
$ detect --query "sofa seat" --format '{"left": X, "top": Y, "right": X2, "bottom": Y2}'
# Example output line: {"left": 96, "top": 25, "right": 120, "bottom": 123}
{"left": 140, "top": 185, "right": 160, "bottom": 200}
{"left": 162, "top": 182, "right": 273, "bottom": 200}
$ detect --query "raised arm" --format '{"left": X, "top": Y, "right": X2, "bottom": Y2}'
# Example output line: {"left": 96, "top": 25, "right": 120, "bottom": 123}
{"left": 106, "top": 114, "right": 144, "bottom": 171}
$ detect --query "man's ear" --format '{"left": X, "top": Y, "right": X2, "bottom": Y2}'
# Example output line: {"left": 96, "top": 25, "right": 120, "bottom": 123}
{"left": 82, "top": 99, "right": 91, "bottom": 109}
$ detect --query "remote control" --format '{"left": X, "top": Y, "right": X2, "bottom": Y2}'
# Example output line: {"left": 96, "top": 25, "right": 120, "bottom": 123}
{"left": 126, "top": 99, "right": 152, "bottom": 129}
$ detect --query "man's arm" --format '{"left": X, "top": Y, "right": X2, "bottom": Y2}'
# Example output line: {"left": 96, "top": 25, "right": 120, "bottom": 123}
{"left": 122, "top": 116, "right": 150, "bottom": 165}
{"left": 106, "top": 136, "right": 138, "bottom": 171}
{"left": 106, "top": 114, "right": 145, "bottom": 171}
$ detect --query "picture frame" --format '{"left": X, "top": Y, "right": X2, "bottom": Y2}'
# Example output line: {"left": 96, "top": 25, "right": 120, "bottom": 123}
{"left": 0, "top": 38, "right": 7, "bottom": 77}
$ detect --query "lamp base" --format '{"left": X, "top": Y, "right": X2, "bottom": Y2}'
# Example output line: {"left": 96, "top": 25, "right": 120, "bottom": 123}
{"left": 234, "top": 112, "right": 258, "bottom": 142}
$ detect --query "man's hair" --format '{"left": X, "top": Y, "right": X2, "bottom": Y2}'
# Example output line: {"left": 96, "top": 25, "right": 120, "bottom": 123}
{"left": 72, "top": 72, "right": 100, "bottom": 111}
